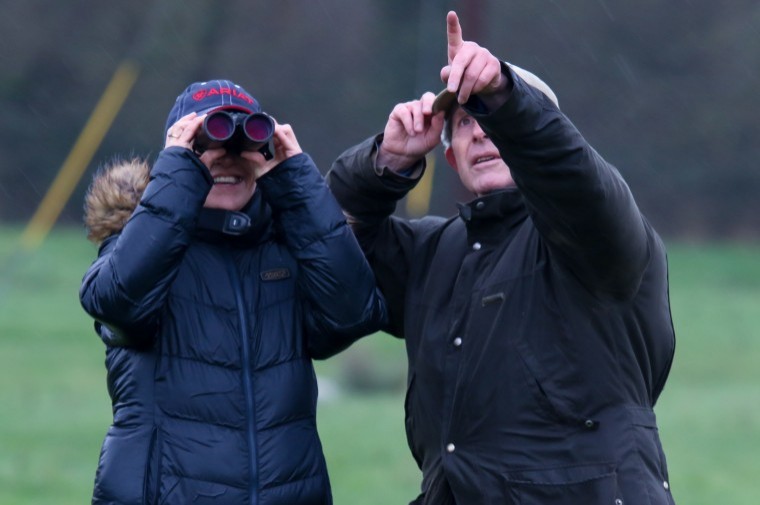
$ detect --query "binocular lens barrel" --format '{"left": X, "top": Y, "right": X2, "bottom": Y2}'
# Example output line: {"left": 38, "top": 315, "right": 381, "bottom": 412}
{"left": 243, "top": 114, "right": 275, "bottom": 142}
{"left": 204, "top": 113, "right": 237, "bottom": 141}
{"left": 195, "top": 111, "right": 275, "bottom": 153}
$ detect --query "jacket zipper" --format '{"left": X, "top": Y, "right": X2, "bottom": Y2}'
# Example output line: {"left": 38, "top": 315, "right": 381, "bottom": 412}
{"left": 225, "top": 251, "right": 258, "bottom": 505}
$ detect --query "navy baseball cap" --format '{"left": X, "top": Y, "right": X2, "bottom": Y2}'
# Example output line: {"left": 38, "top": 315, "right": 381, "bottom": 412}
{"left": 164, "top": 79, "right": 262, "bottom": 136}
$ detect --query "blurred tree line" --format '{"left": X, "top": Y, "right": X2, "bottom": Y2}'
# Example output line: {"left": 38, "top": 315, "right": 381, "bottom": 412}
{"left": 0, "top": 0, "right": 757, "bottom": 239}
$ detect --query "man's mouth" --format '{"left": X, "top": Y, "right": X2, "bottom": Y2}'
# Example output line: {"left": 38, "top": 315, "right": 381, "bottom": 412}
{"left": 213, "top": 175, "right": 242, "bottom": 185}
{"left": 474, "top": 155, "right": 498, "bottom": 165}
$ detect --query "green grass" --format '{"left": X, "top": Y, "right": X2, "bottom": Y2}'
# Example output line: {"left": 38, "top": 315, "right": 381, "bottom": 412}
{"left": 654, "top": 243, "right": 760, "bottom": 504}
{"left": 1, "top": 227, "right": 759, "bottom": 504}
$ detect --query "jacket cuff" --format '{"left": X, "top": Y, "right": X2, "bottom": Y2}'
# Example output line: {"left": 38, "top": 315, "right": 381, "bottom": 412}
{"left": 372, "top": 135, "right": 426, "bottom": 180}
{"left": 139, "top": 147, "right": 212, "bottom": 228}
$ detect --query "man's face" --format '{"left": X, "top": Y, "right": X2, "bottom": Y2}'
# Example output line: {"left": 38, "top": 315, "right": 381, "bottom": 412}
{"left": 445, "top": 106, "right": 515, "bottom": 196}
{"left": 199, "top": 150, "right": 257, "bottom": 211}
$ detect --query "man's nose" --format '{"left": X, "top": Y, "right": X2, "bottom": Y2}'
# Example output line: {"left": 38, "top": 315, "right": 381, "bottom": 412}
{"left": 472, "top": 121, "right": 488, "bottom": 141}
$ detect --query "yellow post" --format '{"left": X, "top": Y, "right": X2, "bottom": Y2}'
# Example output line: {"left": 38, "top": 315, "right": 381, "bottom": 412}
{"left": 405, "top": 152, "right": 436, "bottom": 217}
{"left": 19, "top": 60, "right": 139, "bottom": 251}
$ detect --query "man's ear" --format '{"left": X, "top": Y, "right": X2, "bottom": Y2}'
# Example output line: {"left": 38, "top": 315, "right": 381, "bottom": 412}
{"left": 445, "top": 146, "right": 459, "bottom": 173}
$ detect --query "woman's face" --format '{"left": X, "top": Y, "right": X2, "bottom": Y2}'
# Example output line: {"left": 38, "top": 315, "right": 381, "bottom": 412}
{"left": 199, "top": 150, "right": 257, "bottom": 211}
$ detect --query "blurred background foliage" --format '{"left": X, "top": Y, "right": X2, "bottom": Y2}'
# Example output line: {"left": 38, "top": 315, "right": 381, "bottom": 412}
{"left": 0, "top": 0, "right": 758, "bottom": 238}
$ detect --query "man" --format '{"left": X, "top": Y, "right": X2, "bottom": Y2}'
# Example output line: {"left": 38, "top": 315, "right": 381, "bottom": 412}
{"left": 327, "top": 11, "right": 677, "bottom": 505}
{"left": 80, "top": 79, "right": 385, "bottom": 504}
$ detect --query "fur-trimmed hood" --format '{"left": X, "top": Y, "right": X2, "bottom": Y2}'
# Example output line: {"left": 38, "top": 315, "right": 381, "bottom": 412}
{"left": 84, "top": 157, "right": 150, "bottom": 245}
{"left": 83, "top": 156, "right": 274, "bottom": 247}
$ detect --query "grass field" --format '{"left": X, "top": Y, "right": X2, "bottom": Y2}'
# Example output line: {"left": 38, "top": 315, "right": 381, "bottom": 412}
{"left": 1, "top": 226, "right": 759, "bottom": 504}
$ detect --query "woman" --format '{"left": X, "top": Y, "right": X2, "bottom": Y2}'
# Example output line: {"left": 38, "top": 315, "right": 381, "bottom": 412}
{"left": 80, "top": 79, "right": 385, "bottom": 505}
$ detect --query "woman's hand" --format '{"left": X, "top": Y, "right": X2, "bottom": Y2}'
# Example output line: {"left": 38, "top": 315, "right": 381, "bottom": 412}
{"left": 241, "top": 120, "right": 302, "bottom": 179}
{"left": 164, "top": 112, "right": 205, "bottom": 150}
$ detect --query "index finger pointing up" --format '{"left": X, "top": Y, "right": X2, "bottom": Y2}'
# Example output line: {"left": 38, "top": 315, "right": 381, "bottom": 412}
{"left": 447, "top": 11, "right": 464, "bottom": 64}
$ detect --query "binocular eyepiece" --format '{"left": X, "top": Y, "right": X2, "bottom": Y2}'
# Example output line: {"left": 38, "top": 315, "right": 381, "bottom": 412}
{"left": 194, "top": 110, "right": 275, "bottom": 158}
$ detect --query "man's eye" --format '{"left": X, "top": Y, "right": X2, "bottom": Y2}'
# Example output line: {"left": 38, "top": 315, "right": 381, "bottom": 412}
{"left": 459, "top": 117, "right": 472, "bottom": 127}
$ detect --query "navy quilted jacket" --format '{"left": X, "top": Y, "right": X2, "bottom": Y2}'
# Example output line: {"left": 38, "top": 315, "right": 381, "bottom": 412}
{"left": 80, "top": 147, "right": 386, "bottom": 504}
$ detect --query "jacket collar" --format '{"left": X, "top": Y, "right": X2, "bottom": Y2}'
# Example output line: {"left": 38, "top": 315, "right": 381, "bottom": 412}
{"left": 456, "top": 188, "right": 528, "bottom": 244}
{"left": 195, "top": 190, "right": 274, "bottom": 246}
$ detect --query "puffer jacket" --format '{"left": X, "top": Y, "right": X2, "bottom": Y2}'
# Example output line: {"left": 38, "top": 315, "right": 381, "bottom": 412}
{"left": 80, "top": 147, "right": 386, "bottom": 505}
{"left": 327, "top": 66, "right": 676, "bottom": 504}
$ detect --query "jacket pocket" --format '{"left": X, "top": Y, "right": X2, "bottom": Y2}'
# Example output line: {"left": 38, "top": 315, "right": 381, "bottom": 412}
{"left": 403, "top": 372, "right": 424, "bottom": 469}
{"left": 627, "top": 407, "right": 675, "bottom": 504}
{"left": 142, "top": 425, "right": 163, "bottom": 505}
{"left": 513, "top": 345, "right": 594, "bottom": 429}
{"left": 503, "top": 462, "right": 621, "bottom": 504}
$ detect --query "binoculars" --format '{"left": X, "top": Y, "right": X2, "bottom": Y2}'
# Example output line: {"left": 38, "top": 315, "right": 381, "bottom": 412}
{"left": 194, "top": 110, "right": 275, "bottom": 159}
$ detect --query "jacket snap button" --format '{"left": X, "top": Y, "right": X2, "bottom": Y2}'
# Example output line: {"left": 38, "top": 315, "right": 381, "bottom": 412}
{"left": 615, "top": 499, "right": 623, "bottom": 505}
{"left": 584, "top": 419, "right": 595, "bottom": 428}
{"left": 663, "top": 480, "right": 669, "bottom": 490}
{"left": 472, "top": 242, "right": 482, "bottom": 250}
{"left": 446, "top": 443, "right": 455, "bottom": 453}
{"left": 475, "top": 201, "right": 485, "bottom": 210}
{"left": 453, "top": 337, "right": 462, "bottom": 347}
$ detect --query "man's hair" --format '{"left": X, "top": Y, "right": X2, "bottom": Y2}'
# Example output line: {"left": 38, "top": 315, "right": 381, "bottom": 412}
{"left": 440, "top": 103, "right": 459, "bottom": 149}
